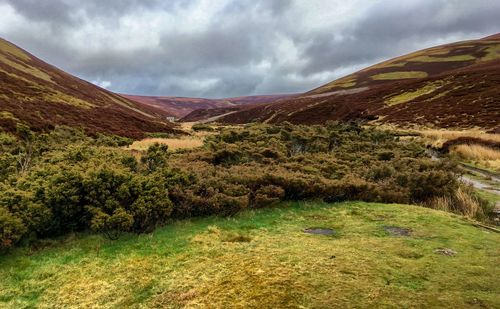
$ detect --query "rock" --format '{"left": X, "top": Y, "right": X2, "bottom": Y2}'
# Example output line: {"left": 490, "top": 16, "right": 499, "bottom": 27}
{"left": 434, "top": 248, "right": 457, "bottom": 256}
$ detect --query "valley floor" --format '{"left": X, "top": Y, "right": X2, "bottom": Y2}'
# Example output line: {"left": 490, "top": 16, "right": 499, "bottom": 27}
{"left": 1, "top": 202, "right": 498, "bottom": 308}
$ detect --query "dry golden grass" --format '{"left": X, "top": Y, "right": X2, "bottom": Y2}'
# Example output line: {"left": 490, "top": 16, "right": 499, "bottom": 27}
{"left": 425, "top": 188, "right": 483, "bottom": 218}
{"left": 453, "top": 144, "right": 500, "bottom": 161}
{"left": 417, "top": 129, "right": 500, "bottom": 148}
{"left": 451, "top": 144, "right": 500, "bottom": 171}
{"left": 126, "top": 137, "right": 204, "bottom": 152}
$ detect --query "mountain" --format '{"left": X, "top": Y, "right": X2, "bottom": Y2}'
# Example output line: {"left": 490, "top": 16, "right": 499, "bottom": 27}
{"left": 220, "top": 34, "right": 500, "bottom": 132}
{"left": 123, "top": 94, "right": 296, "bottom": 119}
{"left": 0, "top": 38, "right": 176, "bottom": 138}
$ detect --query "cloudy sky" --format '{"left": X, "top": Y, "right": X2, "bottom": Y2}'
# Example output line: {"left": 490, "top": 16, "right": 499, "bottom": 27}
{"left": 0, "top": 0, "right": 498, "bottom": 98}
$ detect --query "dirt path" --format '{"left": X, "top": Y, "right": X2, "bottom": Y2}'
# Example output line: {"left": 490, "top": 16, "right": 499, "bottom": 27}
{"left": 199, "top": 111, "right": 238, "bottom": 123}
{"left": 461, "top": 175, "right": 500, "bottom": 195}
{"left": 459, "top": 164, "right": 500, "bottom": 216}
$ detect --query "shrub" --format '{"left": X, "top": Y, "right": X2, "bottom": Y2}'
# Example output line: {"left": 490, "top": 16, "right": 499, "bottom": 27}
{"left": 0, "top": 207, "right": 26, "bottom": 250}
{"left": 192, "top": 124, "right": 215, "bottom": 132}
{"left": 141, "top": 143, "right": 169, "bottom": 172}
{"left": 252, "top": 185, "right": 285, "bottom": 207}
{"left": 0, "top": 122, "right": 472, "bottom": 249}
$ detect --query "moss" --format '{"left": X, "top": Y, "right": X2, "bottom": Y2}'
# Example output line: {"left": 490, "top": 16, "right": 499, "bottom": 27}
{"left": 371, "top": 71, "right": 428, "bottom": 80}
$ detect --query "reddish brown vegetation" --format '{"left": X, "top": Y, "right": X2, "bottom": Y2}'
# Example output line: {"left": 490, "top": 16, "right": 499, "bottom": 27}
{"left": 0, "top": 38, "right": 175, "bottom": 138}
{"left": 124, "top": 94, "right": 297, "bottom": 119}
{"left": 220, "top": 34, "right": 500, "bottom": 132}
{"left": 179, "top": 94, "right": 296, "bottom": 122}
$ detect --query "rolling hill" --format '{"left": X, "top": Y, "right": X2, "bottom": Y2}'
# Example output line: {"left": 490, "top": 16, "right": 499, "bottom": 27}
{"left": 0, "top": 38, "right": 176, "bottom": 138}
{"left": 123, "top": 94, "right": 296, "bottom": 119}
{"left": 220, "top": 34, "right": 500, "bottom": 132}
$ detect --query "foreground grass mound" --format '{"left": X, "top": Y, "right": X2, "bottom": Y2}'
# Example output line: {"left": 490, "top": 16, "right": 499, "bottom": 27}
{"left": 1, "top": 202, "right": 498, "bottom": 308}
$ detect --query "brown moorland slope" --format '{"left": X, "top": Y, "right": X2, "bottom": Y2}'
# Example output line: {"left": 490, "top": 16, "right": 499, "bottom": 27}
{"left": 221, "top": 34, "right": 500, "bottom": 132}
{"left": 179, "top": 94, "right": 296, "bottom": 122}
{"left": 124, "top": 94, "right": 296, "bottom": 119}
{"left": 0, "top": 38, "right": 176, "bottom": 138}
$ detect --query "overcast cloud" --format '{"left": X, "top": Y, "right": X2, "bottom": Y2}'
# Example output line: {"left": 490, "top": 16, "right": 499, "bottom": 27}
{"left": 0, "top": 0, "right": 498, "bottom": 98}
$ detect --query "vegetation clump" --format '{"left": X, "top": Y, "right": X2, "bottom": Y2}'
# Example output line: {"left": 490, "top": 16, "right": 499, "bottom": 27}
{"left": 0, "top": 122, "right": 490, "bottom": 250}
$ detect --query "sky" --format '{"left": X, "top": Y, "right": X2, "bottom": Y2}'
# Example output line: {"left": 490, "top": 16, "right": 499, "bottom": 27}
{"left": 0, "top": 0, "right": 498, "bottom": 98}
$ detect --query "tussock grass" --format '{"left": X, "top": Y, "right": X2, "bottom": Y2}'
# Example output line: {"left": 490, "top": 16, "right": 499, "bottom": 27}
{"left": 424, "top": 187, "right": 485, "bottom": 218}
{"left": 453, "top": 144, "right": 500, "bottom": 161}
{"left": 1, "top": 202, "right": 499, "bottom": 308}
{"left": 418, "top": 129, "right": 500, "bottom": 148}
{"left": 452, "top": 144, "right": 500, "bottom": 171}
{"left": 126, "top": 137, "right": 204, "bottom": 151}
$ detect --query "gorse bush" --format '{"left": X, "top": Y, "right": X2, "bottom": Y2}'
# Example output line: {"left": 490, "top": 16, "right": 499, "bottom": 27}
{"left": 0, "top": 123, "right": 486, "bottom": 250}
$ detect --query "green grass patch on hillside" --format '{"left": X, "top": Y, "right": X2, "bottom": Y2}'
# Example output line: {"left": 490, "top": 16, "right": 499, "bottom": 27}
{"left": 313, "top": 77, "right": 357, "bottom": 93}
{"left": 0, "top": 53, "right": 53, "bottom": 83}
{"left": 332, "top": 77, "right": 357, "bottom": 88}
{"left": 386, "top": 80, "right": 447, "bottom": 106}
{"left": 371, "top": 71, "right": 428, "bottom": 80}
{"left": 480, "top": 44, "right": 500, "bottom": 61}
{"left": 409, "top": 55, "right": 476, "bottom": 62}
{"left": 475, "top": 189, "right": 500, "bottom": 205}
{"left": 0, "top": 111, "right": 19, "bottom": 121}
{"left": 0, "top": 40, "right": 31, "bottom": 61}
{"left": 368, "top": 61, "right": 408, "bottom": 71}
{"left": 0, "top": 202, "right": 498, "bottom": 308}
{"left": 43, "top": 91, "right": 94, "bottom": 109}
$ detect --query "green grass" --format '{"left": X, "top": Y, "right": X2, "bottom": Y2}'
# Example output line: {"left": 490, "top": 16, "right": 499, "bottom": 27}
{"left": 386, "top": 80, "right": 446, "bottom": 105}
{"left": 371, "top": 71, "right": 428, "bottom": 80}
{"left": 475, "top": 189, "right": 500, "bottom": 204}
{"left": 409, "top": 55, "right": 476, "bottom": 62}
{"left": 0, "top": 111, "right": 19, "bottom": 121}
{"left": 480, "top": 44, "right": 500, "bottom": 61}
{"left": 1, "top": 202, "right": 498, "bottom": 308}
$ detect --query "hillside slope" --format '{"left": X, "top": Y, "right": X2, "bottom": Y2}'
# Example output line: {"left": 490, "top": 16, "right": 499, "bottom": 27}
{"left": 0, "top": 38, "right": 175, "bottom": 138}
{"left": 221, "top": 34, "right": 500, "bottom": 132}
{"left": 124, "top": 94, "right": 296, "bottom": 119}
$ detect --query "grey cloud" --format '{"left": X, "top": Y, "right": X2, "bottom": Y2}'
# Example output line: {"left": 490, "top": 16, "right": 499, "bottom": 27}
{"left": 301, "top": 0, "right": 500, "bottom": 76}
{"left": 0, "top": 0, "right": 498, "bottom": 98}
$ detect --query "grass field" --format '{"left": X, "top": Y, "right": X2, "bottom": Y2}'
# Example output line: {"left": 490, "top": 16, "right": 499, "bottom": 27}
{"left": 1, "top": 202, "right": 498, "bottom": 308}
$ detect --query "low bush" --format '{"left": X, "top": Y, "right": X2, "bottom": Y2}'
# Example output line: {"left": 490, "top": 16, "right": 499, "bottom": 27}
{"left": 0, "top": 123, "right": 487, "bottom": 250}
{"left": 192, "top": 123, "right": 215, "bottom": 132}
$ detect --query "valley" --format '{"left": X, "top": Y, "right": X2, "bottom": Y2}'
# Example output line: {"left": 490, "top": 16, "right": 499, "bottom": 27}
{"left": 0, "top": 18, "right": 499, "bottom": 309}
